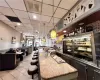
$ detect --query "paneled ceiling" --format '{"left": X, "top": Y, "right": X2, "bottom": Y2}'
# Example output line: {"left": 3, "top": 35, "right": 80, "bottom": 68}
{"left": 0, "top": 0, "right": 78, "bottom": 37}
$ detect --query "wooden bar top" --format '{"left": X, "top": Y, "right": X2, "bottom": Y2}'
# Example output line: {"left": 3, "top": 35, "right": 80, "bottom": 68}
{"left": 39, "top": 50, "right": 78, "bottom": 80}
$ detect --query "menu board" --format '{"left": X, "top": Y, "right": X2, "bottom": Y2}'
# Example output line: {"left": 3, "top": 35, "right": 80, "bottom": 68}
{"left": 57, "top": 20, "right": 63, "bottom": 30}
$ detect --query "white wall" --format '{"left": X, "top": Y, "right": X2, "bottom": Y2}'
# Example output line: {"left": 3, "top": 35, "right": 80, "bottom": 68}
{"left": 0, "top": 21, "right": 21, "bottom": 50}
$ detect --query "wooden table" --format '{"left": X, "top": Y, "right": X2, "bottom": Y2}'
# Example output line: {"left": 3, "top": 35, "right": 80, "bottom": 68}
{"left": 16, "top": 51, "right": 23, "bottom": 61}
{"left": 39, "top": 50, "right": 78, "bottom": 80}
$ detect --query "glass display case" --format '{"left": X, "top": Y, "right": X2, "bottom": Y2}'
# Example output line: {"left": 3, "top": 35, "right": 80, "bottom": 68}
{"left": 63, "top": 32, "right": 96, "bottom": 61}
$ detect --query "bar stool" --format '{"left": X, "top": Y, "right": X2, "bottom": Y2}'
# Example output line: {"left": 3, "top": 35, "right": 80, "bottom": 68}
{"left": 33, "top": 54, "right": 38, "bottom": 57}
{"left": 32, "top": 56, "right": 38, "bottom": 60}
{"left": 34, "top": 52, "right": 38, "bottom": 54}
{"left": 30, "top": 60, "right": 38, "bottom": 65}
{"left": 27, "top": 65, "right": 38, "bottom": 79}
{"left": 34, "top": 51, "right": 38, "bottom": 54}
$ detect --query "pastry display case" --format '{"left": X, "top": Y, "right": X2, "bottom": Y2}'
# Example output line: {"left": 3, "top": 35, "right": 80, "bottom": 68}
{"left": 63, "top": 32, "right": 96, "bottom": 62}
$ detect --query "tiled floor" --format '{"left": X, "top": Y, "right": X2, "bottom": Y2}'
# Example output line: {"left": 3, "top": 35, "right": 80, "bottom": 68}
{"left": 0, "top": 51, "right": 38, "bottom": 80}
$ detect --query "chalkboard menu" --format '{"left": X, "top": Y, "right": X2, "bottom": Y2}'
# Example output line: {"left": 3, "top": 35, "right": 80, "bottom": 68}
{"left": 57, "top": 20, "right": 63, "bottom": 30}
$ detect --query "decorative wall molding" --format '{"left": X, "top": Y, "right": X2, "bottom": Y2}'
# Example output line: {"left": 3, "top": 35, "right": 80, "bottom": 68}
{"left": 63, "top": 0, "right": 94, "bottom": 28}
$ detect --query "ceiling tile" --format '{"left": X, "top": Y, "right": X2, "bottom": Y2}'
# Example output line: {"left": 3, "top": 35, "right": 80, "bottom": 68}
{"left": 43, "top": 0, "right": 61, "bottom": 6}
{"left": 24, "top": 0, "right": 41, "bottom": 14}
{"left": 19, "top": 18, "right": 31, "bottom": 24}
{"left": 40, "top": 22, "right": 48, "bottom": 27}
{"left": 0, "top": 14, "right": 10, "bottom": 21}
{"left": 6, "top": 0, "right": 26, "bottom": 11}
{"left": 43, "top": 0, "right": 53, "bottom": 5}
{"left": 47, "top": 22, "right": 54, "bottom": 30}
{"left": 41, "top": 15, "right": 51, "bottom": 22}
{"left": 54, "top": 0, "right": 61, "bottom": 6}
{"left": 54, "top": 8, "right": 67, "bottom": 18}
{"left": 59, "top": 0, "right": 78, "bottom": 10}
{"left": 28, "top": 12, "right": 40, "bottom": 21}
{"left": 42, "top": 4, "right": 53, "bottom": 16}
{"left": 24, "top": 24, "right": 32, "bottom": 28}
{"left": 9, "top": 24, "right": 15, "bottom": 28}
{"left": 51, "top": 17, "right": 60, "bottom": 23}
{"left": 3, "top": 21, "right": 13, "bottom": 25}
{"left": 0, "top": 7, "right": 16, "bottom": 17}
{"left": 35, "top": 0, "right": 42, "bottom": 2}
{"left": 13, "top": 9, "right": 29, "bottom": 19}
{"left": 0, "top": 0, "right": 9, "bottom": 7}
{"left": 31, "top": 20, "right": 40, "bottom": 25}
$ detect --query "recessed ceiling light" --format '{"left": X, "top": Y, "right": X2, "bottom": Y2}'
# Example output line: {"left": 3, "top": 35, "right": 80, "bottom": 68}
{"left": 33, "top": 15, "right": 37, "bottom": 19}
{"left": 17, "top": 23, "right": 21, "bottom": 26}
{"left": 63, "top": 30, "right": 66, "bottom": 33}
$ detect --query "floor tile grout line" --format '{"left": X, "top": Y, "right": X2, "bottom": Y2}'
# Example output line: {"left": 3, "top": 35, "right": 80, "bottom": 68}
{"left": 8, "top": 70, "right": 19, "bottom": 80}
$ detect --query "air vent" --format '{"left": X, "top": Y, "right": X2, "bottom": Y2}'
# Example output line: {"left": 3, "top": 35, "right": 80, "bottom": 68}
{"left": 25, "top": 0, "right": 41, "bottom": 13}
{"left": 6, "top": 16, "right": 21, "bottom": 22}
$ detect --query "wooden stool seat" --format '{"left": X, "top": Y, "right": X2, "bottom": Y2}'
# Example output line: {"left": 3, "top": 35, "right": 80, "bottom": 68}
{"left": 27, "top": 65, "right": 38, "bottom": 79}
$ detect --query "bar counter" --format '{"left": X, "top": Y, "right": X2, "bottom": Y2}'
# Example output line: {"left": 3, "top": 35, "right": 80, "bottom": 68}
{"left": 39, "top": 50, "right": 78, "bottom": 80}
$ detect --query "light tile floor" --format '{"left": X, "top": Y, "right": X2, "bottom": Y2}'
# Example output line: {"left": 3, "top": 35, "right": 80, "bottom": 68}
{"left": 0, "top": 51, "right": 38, "bottom": 80}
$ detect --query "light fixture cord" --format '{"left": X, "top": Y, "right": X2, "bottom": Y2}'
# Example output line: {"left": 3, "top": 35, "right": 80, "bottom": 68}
{"left": 53, "top": 0, "right": 54, "bottom": 28}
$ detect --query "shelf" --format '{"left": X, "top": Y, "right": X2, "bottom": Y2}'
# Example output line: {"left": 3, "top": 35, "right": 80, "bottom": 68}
{"left": 66, "top": 45, "right": 73, "bottom": 46}
{"left": 76, "top": 50, "right": 92, "bottom": 53}
{"left": 80, "top": 53, "right": 92, "bottom": 58}
{"left": 74, "top": 44, "right": 91, "bottom": 47}
{"left": 73, "top": 52, "right": 92, "bottom": 59}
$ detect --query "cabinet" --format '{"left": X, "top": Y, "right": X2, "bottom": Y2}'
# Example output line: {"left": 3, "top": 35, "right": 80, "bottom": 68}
{"left": 74, "top": 61, "right": 87, "bottom": 80}
{"left": 87, "top": 66, "right": 94, "bottom": 80}
{"left": 56, "top": 52, "right": 100, "bottom": 80}
{"left": 94, "top": 70, "right": 100, "bottom": 80}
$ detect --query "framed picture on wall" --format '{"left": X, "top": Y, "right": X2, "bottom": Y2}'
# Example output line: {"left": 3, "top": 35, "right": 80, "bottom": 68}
{"left": 11, "top": 37, "right": 16, "bottom": 44}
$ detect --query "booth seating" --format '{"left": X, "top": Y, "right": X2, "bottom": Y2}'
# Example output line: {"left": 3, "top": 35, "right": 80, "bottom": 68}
{"left": 0, "top": 53, "right": 16, "bottom": 70}
{"left": 0, "top": 47, "right": 32, "bottom": 71}
{"left": 27, "top": 65, "right": 38, "bottom": 79}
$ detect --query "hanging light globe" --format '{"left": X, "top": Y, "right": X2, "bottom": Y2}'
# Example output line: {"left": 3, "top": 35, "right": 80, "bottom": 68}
{"left": 50, "top": 30, "right": 57, "bottom": 39}
{"left": 42, "top": 37, "right": 46, "bottom": 42}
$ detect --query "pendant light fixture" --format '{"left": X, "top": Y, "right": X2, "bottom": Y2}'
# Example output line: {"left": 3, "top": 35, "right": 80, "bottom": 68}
{"left": 50, "top": 0, "right": 57, "bottom": 39}
{"left": 42, "top": 23, "right": 46, "bottom": 42}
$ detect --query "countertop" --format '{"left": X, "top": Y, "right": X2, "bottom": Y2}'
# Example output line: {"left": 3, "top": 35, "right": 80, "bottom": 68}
{"left": 56, "top": 51, "right": 100, "bottom": 70}
{"left": 39, "top": 50, "right": 78, "bottom": 80}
